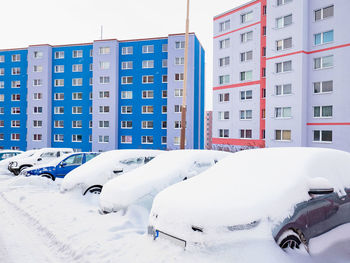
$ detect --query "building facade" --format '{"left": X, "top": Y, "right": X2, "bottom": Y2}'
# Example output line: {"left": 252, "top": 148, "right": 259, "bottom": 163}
{"left": 213, "top": 0, "right": 350, "bottom": 152}
{"left": 0, "top": 33, "right": 205, "bottom": 152}
{"left": 205, "top": 111, "right": 212, "bottom": 149}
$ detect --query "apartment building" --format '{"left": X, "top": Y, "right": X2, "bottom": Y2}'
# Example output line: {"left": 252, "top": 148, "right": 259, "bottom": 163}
{"left": 213, "top": 0, "right": 350, "bottom": 152}
{"left": 0, "top": 33, "right": 205, "bottom": 152}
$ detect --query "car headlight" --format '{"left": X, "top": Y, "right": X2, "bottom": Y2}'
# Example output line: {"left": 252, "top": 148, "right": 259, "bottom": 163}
{"left": 19, "top": 170, "right": 28, "bottom": 176}
{"left": 227, "top": 220, "right": 260, "bottom": 231}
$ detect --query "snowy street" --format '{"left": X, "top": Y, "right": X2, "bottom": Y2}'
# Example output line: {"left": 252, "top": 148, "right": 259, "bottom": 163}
{"left": 0, "top": 173, "right": 350, "bottom": 263}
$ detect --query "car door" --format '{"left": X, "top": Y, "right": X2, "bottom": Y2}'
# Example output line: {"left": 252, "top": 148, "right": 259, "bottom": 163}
{"left": 56, "top": 154, "right": 84, "bottom": 178}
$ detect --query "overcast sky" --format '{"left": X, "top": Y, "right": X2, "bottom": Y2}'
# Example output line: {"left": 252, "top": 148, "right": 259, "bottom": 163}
{"left": 0, "top": 0, "right": 249, "bottom": 110}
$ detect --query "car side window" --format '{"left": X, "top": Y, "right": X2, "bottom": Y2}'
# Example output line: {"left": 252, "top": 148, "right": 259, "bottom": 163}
{"left": 144, "top": 156, "right": 155, "bottom": 164}
{"left": 85, "top": 153, "right": 99, "bottom": 162}
{"left": 62, "top": 154, "right": 83, "bottom": 166}
{"left": 40, "top": 152, "right": 56, "bottom": 158}
{"left": 120, "top": 157, "right": 144, "bottom": 166}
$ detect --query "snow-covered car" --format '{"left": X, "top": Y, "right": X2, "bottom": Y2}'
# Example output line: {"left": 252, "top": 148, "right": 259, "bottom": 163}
{"left": 0, "top": 150, "right": 23, "bottom": 160}
{"left": 148, "top": 148, "right": 350, "bottom": 252}
{"left": 20, "top": 152, "right": 100, "bottom": 180}
{"left": 60, "top": 150, "right": 163, "bottom": 195}
{"left": 8, "top": 148, "right": 74, "bottom": 175}
{"left": 99, "top": 150, "right": 232, "bottom": 213}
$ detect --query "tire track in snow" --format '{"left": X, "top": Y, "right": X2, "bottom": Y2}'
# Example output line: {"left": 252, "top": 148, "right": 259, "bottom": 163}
{"left": 0, "top": 192, "right": 91, "bottom": 263}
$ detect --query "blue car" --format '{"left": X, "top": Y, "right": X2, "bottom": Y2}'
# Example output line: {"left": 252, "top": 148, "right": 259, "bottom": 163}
{"left": 21, "top": 152, "right": 99, "bottom": 180}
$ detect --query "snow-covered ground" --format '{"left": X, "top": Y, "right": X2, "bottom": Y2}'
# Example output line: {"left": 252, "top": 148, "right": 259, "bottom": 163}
{"left": 0, "top": 173, "right": 349, "bottom": 263}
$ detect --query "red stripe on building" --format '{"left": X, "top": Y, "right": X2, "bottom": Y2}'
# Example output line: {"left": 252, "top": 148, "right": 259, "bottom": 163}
{"left": 307, "top": 123, "right": 350, "bottom": 126}
{"left": 214, "top": 21, "right": 260, "bottom": 39}
{"left": 214, "top": 0, "right": 260, "bottom": 21}
{"left": 267, "top": 43, "right": 350, "bottom": 60}
{"left": 213, "top": 80, "right": 261, "bottom": 91}
{"left": 212, "top": 138, "right": 265, "bottom": 148}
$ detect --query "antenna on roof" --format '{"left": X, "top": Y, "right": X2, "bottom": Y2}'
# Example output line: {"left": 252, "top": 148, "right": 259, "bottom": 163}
{"left": 100, "top": 25, "right": 103, "bottom": 40}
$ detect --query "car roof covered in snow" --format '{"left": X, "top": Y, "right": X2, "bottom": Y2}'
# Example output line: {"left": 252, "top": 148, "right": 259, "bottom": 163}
{"left": 150, "top": 147, "right": 350, "bottom": 228}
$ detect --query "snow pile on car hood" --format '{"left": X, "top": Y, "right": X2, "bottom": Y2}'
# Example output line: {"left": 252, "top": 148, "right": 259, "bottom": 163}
{"left": 150, "top": 148, "right": 350, "bottom": 235}
{"left": 99, "top": 150, "right": 231, "bottom": 212}
{"left": 60, "top": 150, "right": 163, "bottom": 192}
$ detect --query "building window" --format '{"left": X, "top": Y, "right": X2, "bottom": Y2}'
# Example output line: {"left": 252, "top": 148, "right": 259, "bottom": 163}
{"left": 162, "top": 105, "right": 167, "bottom": 113}
{"left": 54, "top": 93, "right": 64, "bottom": 100}
{"left": 33, "top": 107, "right": 43, "bottom": 114}
{"left": 142, "top": 45, "right": 154, "bottom": 54}
{"left": 276, "top": 60, "right": 292, "bottom": 73}
{"left": 54, "top": 107, "right": 64, "bottom": 114}
{"left": 175, "top": 73, "right": 184, "bottom": 81}
{"left": 161, "top": 136, "right": 167, "bottom": 145}
{"left": 174, "top": 105, "right": 182, "bottom": 113}
{"left": 0, "top": 68, "right": 4, "bottom": 76}
{"left": 33, "top": 79, "right": 43, "bottom": 87}
{"left": 12, "top": 54, "right": 21, "bottom": 62}
{"left": 315, "top": 5, "right": 334, "bottom": 21}
{"left": 54, "top": 120, "right": 64, "bottom": 128}
{"left": 11, "top": 94, "right": 20, "bottom": 101}
{"left": 314, "top": 30, "right": 334, "bottom": 45}
{"left": 33, "top": 120, "right": 43, "bottom": 128}
{"left": 162, "top": 59, "right": 168, "bottom": 68}
{"left": 142, "top": 90, "right": 154, "bottom": 99}
{"left": 219, "top": 56, "right": 230, "bottom": 67}
{"left": 33, "top": 134, "right": 42, "bottom": 141}
{"left": 219, "top": 75, "right": 230, "bottom": 85}
{"left": 314, "top": 80, "right": 333, "bottom": 94}
{"left": 162, "top": 75, "right": 168, "bottom": 83}
{"left": 0, "top": 81, "right": 3, "bottom": 89}
{"left": 33, "top": 51, "right": 43, "bottom": 59}
{"left": 0, "top": 56, "right": 4, "bottom": 62}
{"left": 262, "top": 68, "right": 266, "bottom": 77}
{"left": 276, "top": 14, "right": 292, "bottom": 28}
{"left": 55, "top": 51, "right": 64, "bottom": 59}
{"left": 54, "top": 79, "right": 64, "bottom": 87}
{"left": 54, "top": 134, "right": 64, "bottom": 142}
{"left": 240, "top": 110, "right": 253, "bottom": 120}
{"left": 314, "top": 55, "right": 333, "bottom": 70}
{"left": 162, "top": 121, "right": 167, "bottom": 129}
{"left": 0, "top": 94, "right": 4, "bottom": 101}
{"left": 72, "top": 78, "right": 83, "bottom": 86}
{"left": 142, "top": 60, "right": 154, "bottom": 69}
{"left": 72, "top": 92, "right": 83, "bottom": 100}
{"left": 277, "top": 0, "right": 292, "bottom": 6}
{"left": 263, "top": 5, "right": 267, "bottom": 15}
{"left": 174, "top": 121, "right": 182, "bottom": 129}
{"left": 11, "top": 133, "right": 20, "bottom": 141}
{"left": 99, "top": 91, "right": 110, "bottom": 98}
{"left": 142, "top": 105, "right": 154, "bottom": 114}
{"left": 72, "top": 50, "right": 83, "bottom": 58}
{"left": 121, "top": 76, "right": 133, "bottom": 84}
{"left": 240, "top": 51, "right": 253, "bottom": 62}
{"left": 142, "top": 121, "right": 153, "bottom": 129}
{"left": 72, "top": 120, "right": 82, "bottom": 128}
{"left": 218, "top": 111, "right": 229, "bottom": 120}
{"left": 72, "top": 134, "right": 82, "bottom": 142}
{"left": 162, "top": 44, "right": 168, "bottom": 52}
{"left": 275, "top": 107, "right": 292, "bottom": 118}
{"left": 175, "top": 41, "right": 185, "bottom": 49}
{"left": 219, "top": 93, "right": 230, "bottom": 102}
{"left": 11, "top": 120, "right": 20, "bottom": 127}
{"left": 99, "top": 76, "right": 110, "bottom": 84}
{"left": 11, "top": 81, "right": 21, "bottom": 88}
{"left": 218, "top": 129, "right": 229, "bottom": 138}
{"left": 313, "top": 105, "right": 333, "bottom": 118}
{"left": 90, "top": 64, "right": 93, "bottom": 71}
{"left": 142, "top": 75, "right": 154, "bottom": 83}
{"left": 240, "top": 90, "right": 252, "bottom": 100}
{"left": 141, "top": 136, "right": 153, "bottom": 144}
{"left": 219, "top": 38, "right": 230, "bottom": 49}
{"left": 0, "top": 120, "right": 4, "bottom": 127}
{"left": 12, "top": 68, "right": 20, "bottom": 75}
{"left": 175, "top": 57, "right": 185, "bottom": 65}
{"left": 11, "top": 107, "right": 20, "bottom": 114}
{"left": 275, "top": 130, "right": 291, "bottom": 141}
{"left": 240, "top": 71, "right": 252, "bottom": 81}
{"left": 99, "top": 47, "right": 111, "bottom": 55}
{"left": 122, "top": 46, "right": 133, "bottom": 55}
{"left": 121, "top": 121, "right": 132, "bottom": 129}
{"left": 241, "top": 11, "right": 253, "bottom": 23}
{"left": 174, "top": 89, "right": 183, "bottom": 97}
{"left": 241, "top": 31, "right": 253, "bottom": 43}
{"left": 219, "top": 20, "right": 230, "bottom": 32}
{"left": 121, "top": 61, "right": 133, "bottom": 70}
{"left": 162, "top": 90, "right": 167, "bottom": 98}
{"left": 98, "top": 61, "right": 110, "bottom": 70}
{"left": 313, "top": 130, "right": 332, "bottom": 143}
{"left": 121, "top": 91, "right": 133, "bottom": 99}
{"left": 98, "top": 136, "right": 109, "bottom": 143}
{"left": 276, "top": 37, "right": 292, "bottom": 51}
{"left": 99, "top": 106, "right": 110, "bottom": 113}
{"left": 121, "top": 135, "right": 132, "bottom": 144}
{"left": 54, "top": 65, "right": 64, "bottom": 73}
{"left": 262, "top": 109, "right": 266, "bottom": 119}
{"left": 275, "top": 84, "right": 292, "bottom": 95}
{"left": 99, "top": 120, "right": 109, "bottom": 128}
{"left": 72, "top": 106, "right": 83, "bottom": 114}
{"left": 72, "top": 64, "right": 83, "bottom": 72}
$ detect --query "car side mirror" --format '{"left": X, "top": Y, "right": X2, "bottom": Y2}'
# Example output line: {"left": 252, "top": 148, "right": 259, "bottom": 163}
{"left": 113, "top": 168, "right": 123, "bottom": 174}
{"left": 37, "top": 158, "right": 42, "bottom": 161}
{"left": 60, "top": 162, "right": 67, "bottom": 168}
{"left": 308, "top": 177, "right": 334, "bottom": 196}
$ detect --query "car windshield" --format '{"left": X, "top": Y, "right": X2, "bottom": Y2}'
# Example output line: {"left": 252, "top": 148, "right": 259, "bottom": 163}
{"left": 120, "top": 157, "right": 144, "bottom": 166}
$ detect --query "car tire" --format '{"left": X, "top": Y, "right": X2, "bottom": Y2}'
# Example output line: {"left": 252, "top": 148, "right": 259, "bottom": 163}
{"left": 40, "top": 173, "right": 55, "bottom": 181}
{"left": 83, "top": 185, "right": 103, "bottom": 195}
{"left": 278, "top": 230, "right": 302, "bottom": 250}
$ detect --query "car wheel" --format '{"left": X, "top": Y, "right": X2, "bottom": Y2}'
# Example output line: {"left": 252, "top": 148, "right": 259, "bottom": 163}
{"left": 278, "top": 230, "right": 302, "bottom": 250}
{"left": 83, "top": 185, "right": 103, "bottom": 195}
{"left": 40, "top": 173, "right": 55, "bottom": 181}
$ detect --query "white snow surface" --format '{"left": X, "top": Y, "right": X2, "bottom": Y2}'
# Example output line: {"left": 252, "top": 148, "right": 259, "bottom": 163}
{"left": 149, "top": 147, "right": 350, "bottom": 245}
{"left": 99, "top": 150, "right": 231, "bottom": 212}
{"left": 60, "top": 149, "right": 163, "bottom": 193}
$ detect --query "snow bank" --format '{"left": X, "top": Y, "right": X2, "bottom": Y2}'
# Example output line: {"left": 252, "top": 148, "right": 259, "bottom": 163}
{"left": 99, "top": 150, "right": 231, "bottom": 213}
{"left": 150, "top": 147, "right": 350, "bottom": 245}
{"left": 60, "top": 150, "right": 163, "bottom": 193}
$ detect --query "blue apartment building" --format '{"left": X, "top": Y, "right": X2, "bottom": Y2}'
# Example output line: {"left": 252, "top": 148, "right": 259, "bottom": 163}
{"left": 0, "top": 33, "right": 205, "bottom": 152}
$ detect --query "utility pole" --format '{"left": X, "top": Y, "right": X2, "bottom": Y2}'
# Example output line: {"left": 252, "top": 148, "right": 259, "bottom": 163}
{"left": 180, "top": 0, "right": 190, "bottom": 149}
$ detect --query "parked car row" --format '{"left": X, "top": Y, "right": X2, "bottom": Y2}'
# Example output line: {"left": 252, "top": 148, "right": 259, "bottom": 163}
{"left": 2, "top": 147, "right": 350, "bottom": 254}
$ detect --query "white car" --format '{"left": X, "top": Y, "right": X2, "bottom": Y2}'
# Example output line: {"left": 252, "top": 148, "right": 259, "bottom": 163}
{"left": 60, "top": 150, "right": 163, "bottom": 195}
{"left": 0, "top": 150, "right": 23, "bottom": 161}
{"left": 148, "top": 148, "right": 350, "bottom": 251}
{"left": 8, "top": 148, "right": 73, "bottom": 175}
{"left": 99, "top": 150, "right": 232, "bottom": 213}
{"left": 0, "top": 150, "right": 37, "bottom": 174}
